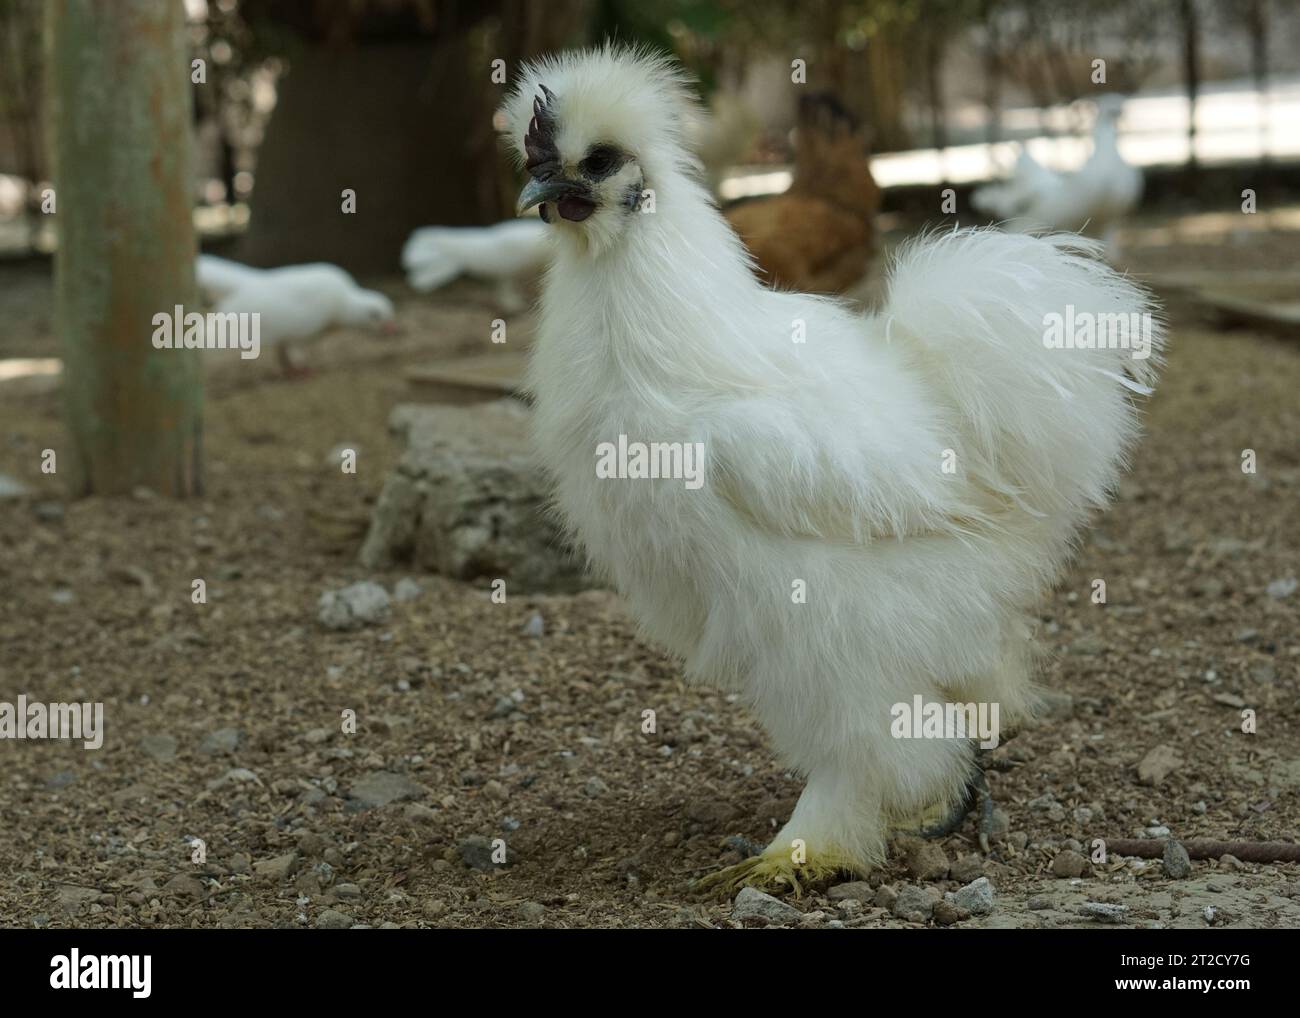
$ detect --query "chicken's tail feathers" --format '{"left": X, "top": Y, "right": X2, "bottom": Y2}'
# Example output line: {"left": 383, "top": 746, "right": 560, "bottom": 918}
{"left": 401, "top": 228, "right": 467, "bottom": 292}
{"left": 882, "top": 227, "right": 1164, "bottom": 518}
{"left": 196, "top": 254, "right": 261, "bottom": 301}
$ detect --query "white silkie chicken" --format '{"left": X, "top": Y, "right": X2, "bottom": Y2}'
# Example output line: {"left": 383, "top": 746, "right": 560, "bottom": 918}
{"left": 973, "top": 95, "right": 1143, "bottom": 259}
{"left": 504, "top": 47, "right": 1162, "bottom": 891}
{"left": 196, "top": 254, "right": 396, "bottom": 373}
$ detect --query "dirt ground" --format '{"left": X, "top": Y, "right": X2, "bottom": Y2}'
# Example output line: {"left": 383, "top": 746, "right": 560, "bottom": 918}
{"left": 0, "top": 209, "right": 1297, "bottom": 930}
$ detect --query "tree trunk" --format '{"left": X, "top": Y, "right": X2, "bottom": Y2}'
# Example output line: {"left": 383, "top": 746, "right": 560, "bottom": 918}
{"left": 49, "top": 0, "right": 202, "bottom": 497}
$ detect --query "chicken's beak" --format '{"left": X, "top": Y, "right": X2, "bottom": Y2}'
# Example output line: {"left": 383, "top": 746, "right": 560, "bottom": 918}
{"left": 517, "top": 177, "right": 596, "bottom": 222}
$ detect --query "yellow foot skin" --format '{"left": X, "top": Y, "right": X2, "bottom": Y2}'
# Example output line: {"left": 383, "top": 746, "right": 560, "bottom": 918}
{"left": 692, "top": 846, "right": 859, "bottom": 898}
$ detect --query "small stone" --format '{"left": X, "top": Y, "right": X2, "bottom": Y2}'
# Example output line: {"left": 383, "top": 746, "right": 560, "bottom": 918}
{"left": 199, "top": 728, "right": 242, "bottom": 755}
{"left": 949, "top": 855, "right": 985, "bottom": 883}
{"left": 318, "top": 581, "right": 391, "bottom": 631}
{"left": 522, "top": 612, "right": 545, "bottom": 637}
{"left": 1218, "top": 854, "right": 1245, "bottom": 871}
{"left": 229, "top": 853, "right": 251, "bottom": 875}
{"left": 932, "top": 900, "right": 969, "bottom": 926}
{"left": 953, "top": 877, "right": 995, "bottom": 916}
{"left": 422, "top": 900, "right": 448, "bottom": 919}
{"left": 34, "top": 501, "right": 65, "bottom": 523}
{"left": 393, "top": 577, "right": 422, "bottom": 602}
{"left": 518, "top": 901, "right": 547, "bottom": 923}
{"left": 316, "top": 908, "right": 354, "bottom": 929}
{"left": 583, "top": 776, "right": 609, "bottom": 797}
{"left": 57, "top": 886, "right": 99, "bottom": 915}
{"left": 458, "top": 836, "right": 499, "bottom": 871}
{"left": 1137, "top": 744, "right": 1183, "bottom": 786}
{"left": 332, "top": 878, "right": 364, "bottom": 904}
{"left": 905, "top": 841, "right": 950, "bottom": 881}
{"left": 1080, "top": 901, "right": 1127, "bottom": 923}
{"left": 891, "top": 885, "right": 940, "bottom": 922}
{"left": 732, "top": 886, "right": 801, "bottom": 926}
{"left": 1163, "top": 839, "right": 1192, "bottom": 879}
{"left": 162, "top": 874, "right": 205, "bottom": 899}
{"left": 349, "top": 771, "right": 425, "bottom": 808}
{"left": 1265, "top": 577, "right": 1297, "bottom": 599}
{"left": 1026, "top": 896, "right": 1053, "bottom": 910}
{"left": 827, "top": 881, "right": 873, "bottom": 902}
{"left": 873, "top": 885, "right": 899, "bottom": 910}
{"left": 0, "top": 474, "right": 30, "bottom": 498}
{"left": 489, "top": 696, "right": 517, "bottom": 719}
{"left": 139, "top": 734, "right": 178, "bottom": 762}
{"left": 1051, "top": 850, "right": 1088, "bottom": 878}
{"left": 254, "top": 853, "right": 299, "bottom": 881}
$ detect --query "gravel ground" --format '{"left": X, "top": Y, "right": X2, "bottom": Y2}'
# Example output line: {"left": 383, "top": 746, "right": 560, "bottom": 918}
{"left": 0, "top": 213, "right": 1297, "bottom": 929}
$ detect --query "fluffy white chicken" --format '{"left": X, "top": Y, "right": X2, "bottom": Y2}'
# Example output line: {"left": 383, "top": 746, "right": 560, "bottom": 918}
{"left": 196, "top": 254, "right": 396, "bottom": 372}
{"left": 973, "top": 95, "right": 1143, "bottom": 258}
{"left": 503, "top": 47, "right": 1163, "bottom": 890}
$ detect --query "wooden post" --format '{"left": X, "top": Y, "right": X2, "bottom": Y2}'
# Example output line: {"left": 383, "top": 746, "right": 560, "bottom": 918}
{"left": 48, "top": 0, "right": 202, "bottom": 496}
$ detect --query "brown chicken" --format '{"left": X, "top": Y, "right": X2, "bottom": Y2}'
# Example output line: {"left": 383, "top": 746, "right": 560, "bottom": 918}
{"left": 724, "top": 94, "right": 880, "bottom": 294}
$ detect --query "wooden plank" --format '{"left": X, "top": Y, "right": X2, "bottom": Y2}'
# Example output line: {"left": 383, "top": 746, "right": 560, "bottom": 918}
{"left": 405, "top": 351, "right": 530, "bottom": 404}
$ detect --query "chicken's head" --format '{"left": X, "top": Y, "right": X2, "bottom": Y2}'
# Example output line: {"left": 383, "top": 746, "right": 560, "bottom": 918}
{"left": 500, "top": 45, "right": 699, "bottom": 254}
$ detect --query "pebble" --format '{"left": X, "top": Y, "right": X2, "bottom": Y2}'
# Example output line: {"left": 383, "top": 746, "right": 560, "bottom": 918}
{"left": 162, "top": 875, "right": 205, "bottom": 899}
{"left": 827, "top": 881, "right": 873, "bottom": 902}
{"left": 905, "top": 841, "right": 950, "bottom": 881}
{"left": 253, "top": 853, "right": 299, "bottom": 881}
{"left": 891, "top": 885, "right": 939, "bottom": 922}
{"left": 0, "top": 474, "right": 30, "bottom": 498}
{"left": 583, "top": 776, "right": 609, "bottom": 797}
{"left": 953, "top": 877, "right": 996, "bottom": 916}
{"left": 1051, "top": 850, "right": 1088, "bottom": 878}
{"left": 458, "top": 836, "right": 499, "bottom": 871}
{"left": 949, "top": 855, "right": 985, "bottom": 883}
{"left": 139, "top": 734, "right": 178, "bottom": 762}
{"left": 1137, "top": 744, "right": 1183, "bottom": 786}
{"left": 316, "top": 908, "right": 354, "bottom": 929}
{"left": 1265, "top": 577, "right": 1297, "bottom": 599}
{"left": 932, "top": 900, "right": 969, "bottom": 926}
{"left": 393, "top": 578, "right": 422, "bottom": 602}
{"left": 199, "top": 727, "right": 242, "bottom": 755}
{"left": 732, "top": 886, "right": 801, "bottom": 926}
{"left": 1163, "top": 839, "right": 1192, "bottom": 879}
{"left": 518, "top": 901, "right": 547, "bottom": 923}
{"left": 349, "top": 771, "right": 425, "bottom": 808}
{"left": 318, "top": 581, "right": 391, "bottom": 630}
{"left": 522, "top": 612, "right": 545, "bottom": 637}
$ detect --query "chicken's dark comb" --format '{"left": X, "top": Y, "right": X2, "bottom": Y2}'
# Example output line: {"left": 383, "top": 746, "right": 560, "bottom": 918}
{"left": 524, "top": 84, "right": 561, "bottom": 180}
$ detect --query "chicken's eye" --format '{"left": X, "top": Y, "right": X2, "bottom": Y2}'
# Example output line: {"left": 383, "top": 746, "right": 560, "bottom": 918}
{"left": 580, "top": 146, "right": 621, "bottom": 178}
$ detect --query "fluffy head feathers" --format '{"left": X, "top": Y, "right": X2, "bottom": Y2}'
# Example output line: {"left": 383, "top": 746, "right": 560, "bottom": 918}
{"left": 500, "top": 44, "right": 701, "bottom": 183}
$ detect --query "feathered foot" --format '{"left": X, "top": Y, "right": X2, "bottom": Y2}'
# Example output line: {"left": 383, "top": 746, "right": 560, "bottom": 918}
{"left": 692, "top": 840, "right": 858, "bottom": 898}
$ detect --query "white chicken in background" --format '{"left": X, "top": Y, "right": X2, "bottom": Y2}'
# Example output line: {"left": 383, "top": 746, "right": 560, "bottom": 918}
{"left": 195, "top": 254, "right": 396, "bottom": 374}
{"left": 400, "top": 218, "right": 549, "bottom": 314}
{"left": 973, "top": 95, "right": 1143, "bottom": 260}
{"left": 502, "top": 46, "right": 1163, "bottom": 891}
{"left": 401, "top": 92, "right": 757, "bottom": 312}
